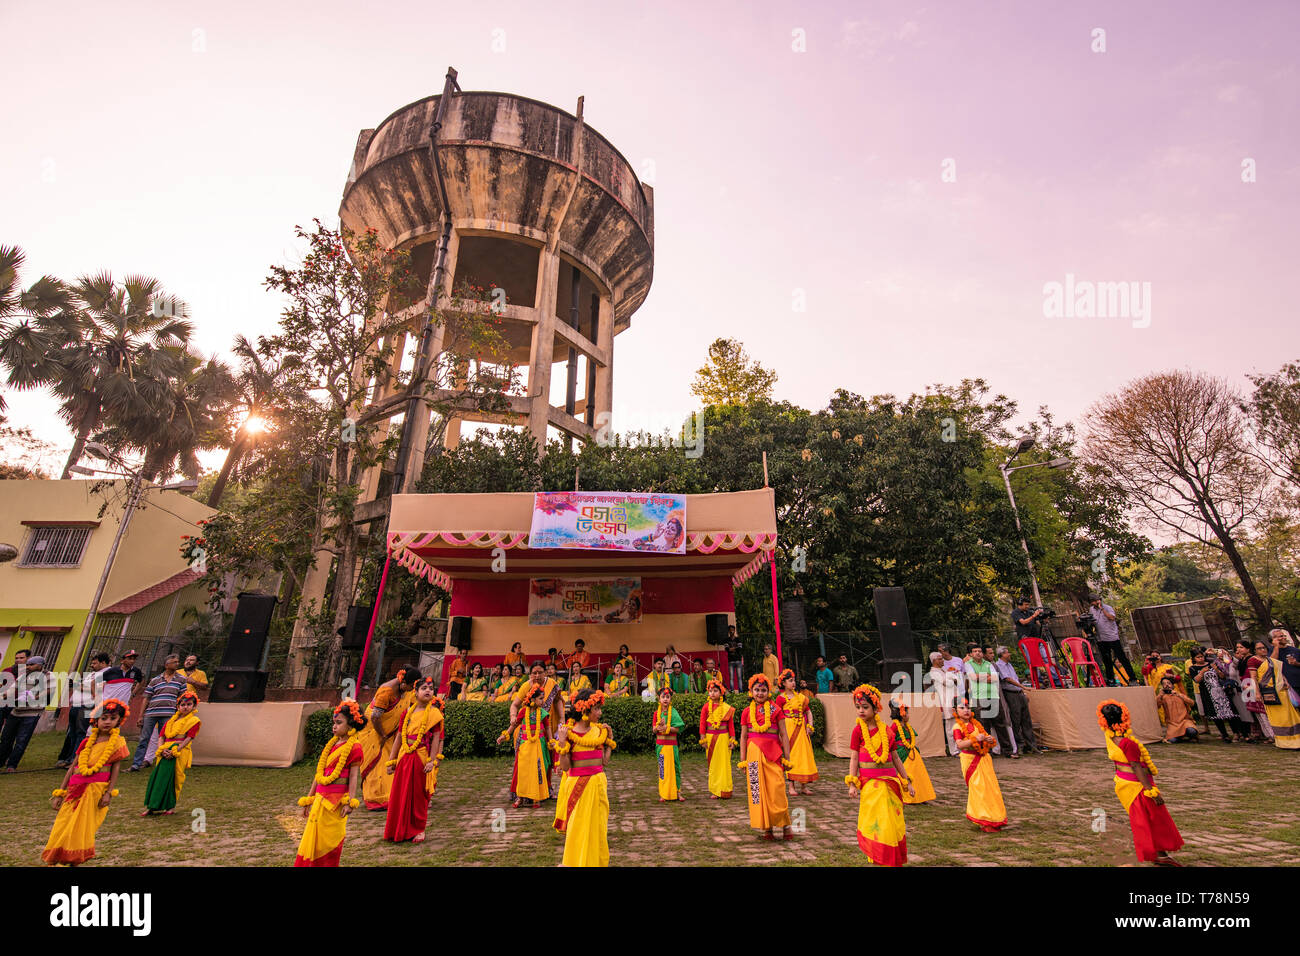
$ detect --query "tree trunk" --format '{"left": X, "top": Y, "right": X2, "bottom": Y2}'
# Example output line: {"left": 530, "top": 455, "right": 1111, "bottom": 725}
{"left": 322, "top": 527, "right": 359, "bottom": 687}
{"left": 207, "top": 430, "right": 247, "bottom": 507}
{"left": 1213, "top": 529, "right": 1273, "bottom": 632}
{"left": 61, "top": 403, "right": 100, "bottom": 478}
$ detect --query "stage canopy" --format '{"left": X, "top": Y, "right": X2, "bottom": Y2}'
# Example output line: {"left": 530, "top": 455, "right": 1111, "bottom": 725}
{"left": 387, "top": 488, "right": 778, "bottom": 590}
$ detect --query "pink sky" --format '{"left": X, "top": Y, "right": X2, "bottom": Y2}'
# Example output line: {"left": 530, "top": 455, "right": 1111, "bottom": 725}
{"left": 3, "top": 0, "right": 1297, "bottom": 465}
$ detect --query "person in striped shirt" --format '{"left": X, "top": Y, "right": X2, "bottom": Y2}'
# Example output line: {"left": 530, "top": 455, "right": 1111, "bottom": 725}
{"left": 129, "top": 655, "right": 188, "bottom": 771}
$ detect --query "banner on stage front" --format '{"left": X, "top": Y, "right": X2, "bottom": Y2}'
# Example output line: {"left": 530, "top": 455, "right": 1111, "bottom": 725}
{"left": 528, "top": 577, "right": 643, "bottom": 626}
{"left": 528, "top": 491, "right": 687, "bottom": 553}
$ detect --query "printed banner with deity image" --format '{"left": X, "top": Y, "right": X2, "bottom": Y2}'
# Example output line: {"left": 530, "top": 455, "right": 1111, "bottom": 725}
{"left": 528, "top": 491, "right": 687, "bottom": 553}
{"left": 527, "top": 577, "right": 643, "bottom": 626}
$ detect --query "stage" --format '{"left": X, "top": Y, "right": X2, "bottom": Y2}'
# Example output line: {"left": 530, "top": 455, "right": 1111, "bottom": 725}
{"left": 821, "top": 684, "right": 1162, "bottom": 759}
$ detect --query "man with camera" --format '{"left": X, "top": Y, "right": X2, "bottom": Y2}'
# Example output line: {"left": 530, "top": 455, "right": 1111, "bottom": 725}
{"left": 1012, "top": 596, "right": 1045, "bottom": 640}
{"left": 1089, "top": 593, "right": 1132, "bottom": 686}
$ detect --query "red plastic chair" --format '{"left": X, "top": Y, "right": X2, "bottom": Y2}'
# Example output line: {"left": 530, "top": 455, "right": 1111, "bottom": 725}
{"left": 1061, "top": 637, "right": 1106, "bottom": 689}
{"left": 1019, "top": 637, "right": 1066, "bottom": 689}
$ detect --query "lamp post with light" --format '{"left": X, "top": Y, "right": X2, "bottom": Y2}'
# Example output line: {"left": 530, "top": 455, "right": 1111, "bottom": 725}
{"left": 66, "top": 443, "right": 199, "bottom": 671}
{"left": 998, "top": 436, "right": 1072, "bottom": 608}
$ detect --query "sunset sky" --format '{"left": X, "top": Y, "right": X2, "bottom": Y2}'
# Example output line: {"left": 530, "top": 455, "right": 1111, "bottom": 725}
{"left": 3, "top": 0, "right": 1298, "bottom": 467}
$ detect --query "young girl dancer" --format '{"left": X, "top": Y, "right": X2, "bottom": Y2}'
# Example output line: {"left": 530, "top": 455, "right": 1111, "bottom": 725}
{"left": 1098, "top": 699, "right": 1183, "bottom": 865}
{"left": 889, "top": 698, "right": 936, "bottom": 804}
{"left": 700, "top": 678, "right": 736, "bottom": 798}
{"left": 43, "top": 700, "right": 131, "bottom": 865}
{"left": 845, "top": 683, "right": 913, "bottom": 865}
{"left": 737, "top": 673, "right": 793, "bottom": 840}
{"left": 553, "top": 688, "right": 617, "bottom": 866}
{"left": 654, "top": 686, "right": 685, "bottom": 801}
{"left": 777, "top": 669, "right": 818, "bottom": 795}
{"left": 141, "top": 690, "right": 201, "bottom": 815}
{"left": 953, "top": 697, "right": 1007, "bottom": 831}
{"left": 294, "top": 700, "right": 366, "bottom": 866}
{"left": 384, "top": 676, "right": 444, "bottom": 843}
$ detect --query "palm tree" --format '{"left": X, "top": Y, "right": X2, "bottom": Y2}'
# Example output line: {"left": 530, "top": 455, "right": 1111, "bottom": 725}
{"left": 0, "top": 244, "right": 73, "bottom": 413}
{"left": 94, "top": 347, "right": 235, "bottom": 482}
{"left": 206, "top": 334, "right": 304, "bottom": 507}
{"left": 47, "top": 273, "right": 193, "bottom": 477}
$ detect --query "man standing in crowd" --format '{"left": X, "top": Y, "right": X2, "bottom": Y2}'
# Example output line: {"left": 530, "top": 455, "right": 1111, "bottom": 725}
{"left": 56, "top": 652, "right": 111, "bottom": 768}
{"left": 995, "top": 646, "right": 1042, "bottom": 754}
{"left": 965, "top": 645, "right": 1015, "bottom": 757}
{"left": 0, "top": 648, "right": 30, "bottom": 740}
{"left": 130, "top": 654, "right": 188, "bottom": 771}
{"left": 644, "top": 657, "right": 668, "bottom": 698}
{"left": 0, "top": 655, "right": 47, "bottom": 772}
{"left": 1089, "top": 594, "right": 1132, "bottom": 686}
{"left": 938, "top": 643, "right": 966, "bottom": 701}
{"left": 567, "top": 639, "right": 591, "bottom": 669}
{"left": 179, "top": 653, "right": 209, "bottom": 694}
{"left": 724, "top": 625, "right": 744, "bottom": 689}
{"left": 101, "top": 650, "right": 143, "bottom": 709}
{"left": 761, "top": 643, "right": 780, "bottom": 685}
{"left": 832, "top": 653, "right": 859, "bottom": 692}
{"left": 926, "top": 651, "right": 961, "bottom": 755}
{"left": 813, "top": 656, "right": 835, "bottom": 694}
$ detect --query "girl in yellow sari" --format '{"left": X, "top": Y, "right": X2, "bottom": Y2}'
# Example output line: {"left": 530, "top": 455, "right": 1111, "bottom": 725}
{"left": 777, "top": 669, "right": 818, "bottom": 794}
{"left": 953, "top": 698, "right": 1007, "bottom": 832}
{"left": 653, "top": 686, "right": 685, "bottom": 800}
{"left": 565, "top": 662, "right": 592, "bottom": 704}
{"left": 700, "top": 679, "right": 735, "bottom": 798}
{"left": 737, "top": 673, "right": 794, "bottom": 840}
{"left": 141, "top": 691, "right": 200, "bottom": 815}
{"left": 1097, "top": 700, "right": 1183, "bottom": 865}
{"left": 1257, "top": 640, "right": 1300, "bottom": 749}
{"left": 461, "top": 663, "right": 489, "bottom": 701}
{"left": 553, "top": 689, "right": 617, "bottom": 866}
{"left": 889, "top": 698, "right": 936, "bottom": 804}
{"left": 359, "top": 667, "right": 416, "bottom": 810}
{"left": 43, "top": 700, "right": 131, "bottom": 865}
{"left": 503, "top": 676, "right": 552, "bottom": 808}
{"left": 845, "top": 683, "right": 913, "bottom": 866}
{"left": 295, "top": 700, "right": 365, "bottom": 866}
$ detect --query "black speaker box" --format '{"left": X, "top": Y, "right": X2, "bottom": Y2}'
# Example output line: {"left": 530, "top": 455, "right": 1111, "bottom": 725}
{"left": 779, "top": 598, "right": 809, "bottom": 644}
{"left": 221, "top": 591, "right": 277, "bottom": 669}
{"left": 449, "top": 616, "right": 472, "bottom": 650}
{"left": 209, "top": 667, "right": 269, "bottom": 703}
{"left": 705, "top": 614, "right": 729, "bottom": 646}
{"left": 873, "top": 587, "right": 918, "bottom": 661}
{"left": 340, "top": 605, "right": 372, "bottom": 650}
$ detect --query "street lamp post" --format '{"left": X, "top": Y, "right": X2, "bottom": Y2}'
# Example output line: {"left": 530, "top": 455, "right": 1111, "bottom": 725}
{"left": 66, "top": 446, "right": 198, "bottom": 671}
{"left": 998, "top": 436, "right": 1072, "bottom": 609}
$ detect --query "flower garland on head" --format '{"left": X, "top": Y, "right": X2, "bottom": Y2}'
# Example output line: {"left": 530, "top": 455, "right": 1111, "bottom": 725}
{"left": 778, "top": 667, "right": 797, "bottom": 690}
{"left": 1096, "top": 699, "right": 1158, "bottom": 779}
{"left": 572, "top": 689, "right": 605, "bottom": 717}
{"left": 334, "top": 697, "right": 364, "bottom": 727}
{"left": 705, "top": 678, "right": 726, "bottom": 697}
{"left": 851, "top": 683, "right": 883, "bottom": 711}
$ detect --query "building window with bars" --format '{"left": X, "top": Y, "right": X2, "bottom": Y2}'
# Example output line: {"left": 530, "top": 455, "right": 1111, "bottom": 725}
{"left": 19, "top": 526, "right": 92, "bottom": 567}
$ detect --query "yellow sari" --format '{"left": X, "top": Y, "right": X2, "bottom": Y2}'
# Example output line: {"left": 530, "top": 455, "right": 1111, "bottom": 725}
{"left": 740, "top": 702, "right": 790, "bottom": 831}
{"left": 853, "top": 719, "right": 907, "bottom": 866}
{"left": 892, "top": 720, "right": 936, "bottom": 804}
{"left": 780, "top": 692, "right": 818, "bottom": 782}
{"left": 955, "top": 718, "right": 1006, "bottom": 831}
{"left": 512, "top": 705, "right": 551, "bottom": 802}
{"left": 553, "top": 722, "right": 614, "bottom": 866}
{"left": 701, "top": 700, "right": 735, "bottom": 798}
{"left": 295, "top": 738, "right": 362, "bottom": 866}
{"left": 604, "top": 674, "right": 630, "bottom": 698}
{"left": 1257, "top": 657, "right": 1300, "bottom": 749}
{"left": 463, "top": 675, "right": 489, "bottom": 701}
{"left": 360, "top": 686, "right": 411, "bottom": 810}
{"left": 495, "top": 676, "right": 523, "bottom": 702}
{"left": 43, "top": 729, "right": 129, "bottom": 865}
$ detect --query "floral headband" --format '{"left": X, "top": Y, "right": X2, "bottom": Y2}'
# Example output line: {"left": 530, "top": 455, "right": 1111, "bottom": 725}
{"left": 572, "top": 690, "right": 605, "bottom": 715}
{"left": 891, "top": 696, "right": 908, "bottom": 720}
{"left": 747, "top": 673, "right": 773, "bottom": 693}
{"left": 334, "top": 698, "right": 364, "bottom": 724}
{"left": 706, "top": 678, "right": 726, "bottom": 695}
{"left": 852, "top": 683, "right": 882, "bottom": 710}
{"left": 778, "top": 668, "right": 797, "bottom": 686}
{"left": 101, "top": 699, "right": 130, "bottom": 721}
{"left": 1096, "top": 698, "right": 1131, "bottom": 735}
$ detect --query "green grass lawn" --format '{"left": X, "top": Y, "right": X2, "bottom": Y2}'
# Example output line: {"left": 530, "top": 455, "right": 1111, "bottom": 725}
{"left": 5, "top": 730, "right": 1299, "bottom": 866}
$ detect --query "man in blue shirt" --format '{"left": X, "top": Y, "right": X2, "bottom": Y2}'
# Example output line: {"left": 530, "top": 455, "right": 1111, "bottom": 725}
{"left": 813, "top": 656, "right": 835, "bottom": 694}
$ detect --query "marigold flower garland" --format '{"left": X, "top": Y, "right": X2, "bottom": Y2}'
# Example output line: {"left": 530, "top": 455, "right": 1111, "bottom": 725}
{"left": 955, "top": 717, "right": 992, "bottom": 755}
{"left": 77, "top": 727, "right": 122, "bottom": 776}
{"left": 315, "top": 730, "right": 358, "bottom": 786}
{"left": 857, "top": 716, "right": 891, "bottom": 764}
{"left": 1096, "top": 699, "right": 1159, "bottom": 779}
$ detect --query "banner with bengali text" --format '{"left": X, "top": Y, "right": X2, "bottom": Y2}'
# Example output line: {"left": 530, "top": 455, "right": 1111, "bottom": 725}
{"left": 527, "top": 577, "right": 643, "bottom": 626}
{"left": 528, "top": 491, "right": 687, "bottom": 553}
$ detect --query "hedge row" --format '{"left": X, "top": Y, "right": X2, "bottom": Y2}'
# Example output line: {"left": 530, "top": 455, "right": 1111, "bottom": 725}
{"left": 304, "top": 693, "right": 826, "bottom": 759}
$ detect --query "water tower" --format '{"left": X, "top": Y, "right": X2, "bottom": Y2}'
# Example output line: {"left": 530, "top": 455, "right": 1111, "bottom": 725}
{"left": 339, "top": 74, "right": 655, "bottom": 497}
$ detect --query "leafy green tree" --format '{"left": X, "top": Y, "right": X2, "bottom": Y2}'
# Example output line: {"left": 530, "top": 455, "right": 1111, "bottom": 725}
{"left": 690, "top": 337, "right": 777, "bottom": 406}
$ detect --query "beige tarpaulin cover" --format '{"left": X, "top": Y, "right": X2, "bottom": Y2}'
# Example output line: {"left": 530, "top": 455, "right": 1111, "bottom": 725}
{"left": 191, "top": 701, "right": 330, "bottom": 768}
{"left": 821, "top": 684, "right": 1161, "bottom": 759}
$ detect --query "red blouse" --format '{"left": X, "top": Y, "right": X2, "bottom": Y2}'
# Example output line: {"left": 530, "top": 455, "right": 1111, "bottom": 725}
{"left": 740, "top": 700, "right": 786, "bottom": 762}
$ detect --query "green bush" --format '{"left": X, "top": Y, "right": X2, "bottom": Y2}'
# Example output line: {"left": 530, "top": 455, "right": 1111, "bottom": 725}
{"left": 439, "top": 692, "right": 824, "bottom": 758}
{"left": 304, "top": 707, "right": 334, "bottom": 758}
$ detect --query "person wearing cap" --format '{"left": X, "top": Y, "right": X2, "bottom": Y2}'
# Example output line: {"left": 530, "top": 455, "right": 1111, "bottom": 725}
{"left": 0, "top": 654, "right": 48, "bottom": 771}
{"left": 1089, "top": 593, "right": 1132, "bottom": 686}
{"left": 101, "top": 651, "right": 143, "bottom": 709}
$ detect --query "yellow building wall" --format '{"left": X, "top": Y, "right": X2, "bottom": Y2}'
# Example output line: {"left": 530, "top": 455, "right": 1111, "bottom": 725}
{"left": 0, "top": 480, "right": 214, "bottom": 672}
